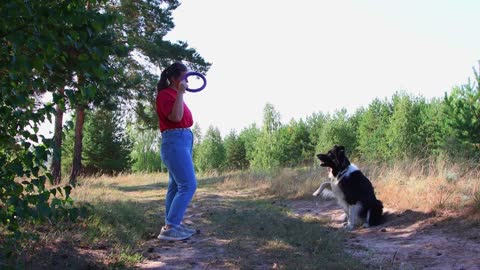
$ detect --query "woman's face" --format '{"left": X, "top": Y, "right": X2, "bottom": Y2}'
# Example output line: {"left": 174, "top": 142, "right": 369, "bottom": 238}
{"left": 171, "top": 71, "right": 187, "bottom": 87}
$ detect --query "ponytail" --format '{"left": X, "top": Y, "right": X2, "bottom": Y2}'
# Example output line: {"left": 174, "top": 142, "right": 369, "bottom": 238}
{"left": 156, "top": 62, "right": 188, "bottom": 92}
{"left": 157, "top": 71, "right": 169, "bottom": 92}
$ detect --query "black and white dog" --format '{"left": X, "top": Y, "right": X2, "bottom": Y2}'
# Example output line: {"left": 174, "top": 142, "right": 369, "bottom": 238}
{"left": 313, "top": 145, "right": 383, "bottom": 229}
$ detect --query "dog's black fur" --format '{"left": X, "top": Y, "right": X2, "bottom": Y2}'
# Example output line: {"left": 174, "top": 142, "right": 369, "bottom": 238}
{"left": 315, "top": 145, "right": 383, "bottom": 227}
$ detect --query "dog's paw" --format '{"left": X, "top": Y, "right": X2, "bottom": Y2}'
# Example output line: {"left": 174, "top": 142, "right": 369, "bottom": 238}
{"left": 345, "top": 223, "right": 355, "bottom": 230}
{"left": 362, "top": 223, "right": 370, "bottom": 228}
{"left": 343, "top": 222, "right": 355, "bottom": 231}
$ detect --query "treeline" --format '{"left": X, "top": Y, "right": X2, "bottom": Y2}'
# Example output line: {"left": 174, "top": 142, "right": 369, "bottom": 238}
{"left": 168, "top": 70, "right": 479, "bottom": 172}
{"left": 67, "top": 65, "right": 480, "bottom": 175}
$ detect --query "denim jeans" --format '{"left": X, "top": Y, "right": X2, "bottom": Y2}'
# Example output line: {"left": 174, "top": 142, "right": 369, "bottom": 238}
{"left": 160, "top": 129, "right": 197, "bottom": 227}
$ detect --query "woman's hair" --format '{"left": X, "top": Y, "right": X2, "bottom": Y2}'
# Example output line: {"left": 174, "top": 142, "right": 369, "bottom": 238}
{"left": 157, "top": 62, "right": 188, "bottom": 92}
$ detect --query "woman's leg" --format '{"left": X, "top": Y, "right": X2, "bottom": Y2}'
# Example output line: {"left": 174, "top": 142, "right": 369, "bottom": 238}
{"left": 164, "top": 153, "right": 196, "bottom": 227}
{"left": 164, "top": 174, "right": 177, "bottom": 225}
{"left": 161, "top": 130, "right": 197, "bottom": 228}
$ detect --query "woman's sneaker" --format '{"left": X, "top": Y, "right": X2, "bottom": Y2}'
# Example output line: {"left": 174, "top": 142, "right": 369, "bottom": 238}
{"left": 177, "top": 224, "right": 197, "bottom": 235}
{"left": 157, "top": 226, "right": 191, "bottom": 241}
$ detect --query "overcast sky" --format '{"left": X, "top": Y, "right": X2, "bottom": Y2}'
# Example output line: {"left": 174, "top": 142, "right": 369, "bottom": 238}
{"left": 164, "top": 0, "right": 480, "bottom": 136}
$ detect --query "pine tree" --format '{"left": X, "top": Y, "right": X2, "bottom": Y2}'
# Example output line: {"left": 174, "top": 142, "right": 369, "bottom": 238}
{"left": 444, "top": 65, "right": 480, "bottom": 159}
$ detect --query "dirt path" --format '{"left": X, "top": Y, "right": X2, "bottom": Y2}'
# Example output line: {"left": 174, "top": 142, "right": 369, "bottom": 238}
{"left": 289, "top": 199, "right": 480, "bottom": 270}
{"left": 136, "top": 190, "right": 274, "bottom": 270}
{"left": 136, "top": 190, "right": 480, "bottom": 270}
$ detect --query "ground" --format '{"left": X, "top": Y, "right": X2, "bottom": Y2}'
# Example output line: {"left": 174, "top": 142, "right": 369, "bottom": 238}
{"left": 136, "top": 189, "right": 480, "bottom": 270}
{"left": 20, "top": 175, "right": 480, "bottom": 270}
{"left": 289, "top": 199, "right": 480, "bottom": 270}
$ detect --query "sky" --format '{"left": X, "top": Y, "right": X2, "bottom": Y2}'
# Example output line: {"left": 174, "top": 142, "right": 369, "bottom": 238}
{"left": 163, "top": 0, "right": 480, "bottom": 136}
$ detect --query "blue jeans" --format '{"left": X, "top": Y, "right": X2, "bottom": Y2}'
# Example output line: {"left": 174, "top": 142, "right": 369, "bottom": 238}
{"left": 160, "top": 129, "right": 197, "bottom": 227}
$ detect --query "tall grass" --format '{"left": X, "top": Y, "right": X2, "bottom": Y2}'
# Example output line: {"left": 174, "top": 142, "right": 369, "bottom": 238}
{"left": 219, "top": 159, "right": 480, "bottom": 213}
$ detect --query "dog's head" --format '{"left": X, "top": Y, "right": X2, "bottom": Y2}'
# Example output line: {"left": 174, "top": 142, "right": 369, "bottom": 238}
{"left": 316, "top": 145, "right": 351, "bottom": 177}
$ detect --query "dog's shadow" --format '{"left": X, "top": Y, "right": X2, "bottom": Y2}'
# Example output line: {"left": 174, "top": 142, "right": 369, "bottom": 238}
{"left": 381, "top": 208, "right": 437, "bottom": 229}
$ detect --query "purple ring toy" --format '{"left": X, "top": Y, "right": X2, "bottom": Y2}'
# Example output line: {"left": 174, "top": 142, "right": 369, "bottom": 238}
{"left": 183, "top": 71, "right": 207, "bottom": 92}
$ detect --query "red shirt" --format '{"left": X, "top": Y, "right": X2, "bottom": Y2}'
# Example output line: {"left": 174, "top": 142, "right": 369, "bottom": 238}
{"left": 156, "top": 88, "right": 193, "bottom": 132}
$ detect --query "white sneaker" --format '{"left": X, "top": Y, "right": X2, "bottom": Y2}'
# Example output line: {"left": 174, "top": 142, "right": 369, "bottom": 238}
{"left": 157, "top": 226, "right": 191, "bottom": 241}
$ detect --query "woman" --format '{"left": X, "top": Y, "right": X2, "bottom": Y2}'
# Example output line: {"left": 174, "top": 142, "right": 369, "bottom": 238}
{"left": 156, "top": 62, "right": 198, "bottom": 241}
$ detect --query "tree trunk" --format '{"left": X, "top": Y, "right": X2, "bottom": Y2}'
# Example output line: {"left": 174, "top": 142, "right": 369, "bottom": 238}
{"left": 70, "top": 106, "right": 85, "bottom": 185}
{"left": 51, "top": 86, "right": 64, "bottom": 185}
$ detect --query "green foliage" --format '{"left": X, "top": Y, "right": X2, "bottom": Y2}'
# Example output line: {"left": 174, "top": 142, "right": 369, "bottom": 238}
{"left": 194, "top": 126, "right": 226, "bottom": 172}
{"left": 224, "top": 130, "right": 248, "bottom": 170}
{"left": 250, "top": 131, "right": 281, "bottom": 171}
{"left": 251, "top": 104, "right": 283, "bottom": 170}
{"left": 117, "top": 0, "right": 212, "bottom": 130}
{"left": 238, "top": 124, "right": 261, "bottom": 164}
{"left": 305, "top": 112, "right": 328, "bottom": 146}
{"left": 0, "top": 0, "right": 115, "bottom": 253}
{"left": 262, "top": 103, "right": 282, "bottom": 133}
{"left": 416, "top": 98, "right": 450, "bottom": 157}
{"left": 357, "top": 98, "right": 392, "bottom": 162}
{"left": 277, "top": 119, "right": 314, "bottom": 167}
{"left": 0, "top": 0, "right": 211, "bottom": 263}
{"left": 315, "top": 109, "right": 358, "bottom": 155}
{"left": 129, "top": 125, "right": 165, "bottom": 173}
{"left": 82, "top": 109, "right": 132, "bottom": 175}
{"left": 61, "top": 122, "right": 75, "bottom": 176}
{"left": 386, "top": 92, "right": 424, "bottom": 160}
{"left": 444, "top": 66, "right": 480, "bottom": 159}
{"left": 187, "top": 63, "right": 480, "bottom": 170}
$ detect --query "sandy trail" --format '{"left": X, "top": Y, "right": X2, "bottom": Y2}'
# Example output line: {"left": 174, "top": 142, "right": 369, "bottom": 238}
{"left": 289, "top": 199, "right": 480, "bottom": 270}
{"left": 136, "top": 191, "right": 480, "bottom": 270}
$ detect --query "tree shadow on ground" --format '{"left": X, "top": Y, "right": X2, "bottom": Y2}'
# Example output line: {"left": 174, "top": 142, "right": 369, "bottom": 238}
{"left": 197, "top": 194, "right": 369, "bottom": 270}
{"left": 17, "top": 197, "right": 168, "bottom": 270}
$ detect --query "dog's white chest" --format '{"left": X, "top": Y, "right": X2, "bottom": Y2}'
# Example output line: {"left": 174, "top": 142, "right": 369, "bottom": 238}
{"left": 331, "top": 180, "right": 348, "bottom": 209}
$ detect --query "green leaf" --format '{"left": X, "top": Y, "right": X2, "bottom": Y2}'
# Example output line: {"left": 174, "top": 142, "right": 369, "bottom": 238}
{"left": 69, "top": 208, "right": 79, "bottom": 222}
{"left": 37, "top": 203, "right": 51, "bottom": 218}
{"left": 78, "top": 53, "right": 89, "bottom": 61}
{"left": 64, "top": 185, "right": 72, "bottom": 198}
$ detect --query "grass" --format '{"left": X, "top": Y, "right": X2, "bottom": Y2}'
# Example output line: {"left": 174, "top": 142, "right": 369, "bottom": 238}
{"left": 12, "top": 171, "right": 368, "bottom": 269}
{"left": 9, "top": 159, "right": 480, "bottom": 269}
{"left": 218, "top": 159, "right": 480, "bottom": 213}
{"left": 202, "top": 195, "right": 362, "bottom": 269}
{"left": 10, "top": 173, "right": 169, "bottom": 269}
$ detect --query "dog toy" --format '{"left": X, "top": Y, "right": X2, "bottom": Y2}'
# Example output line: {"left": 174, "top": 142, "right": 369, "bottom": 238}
{"left": 183, "top": 71, "right": 207, "bottom": 92}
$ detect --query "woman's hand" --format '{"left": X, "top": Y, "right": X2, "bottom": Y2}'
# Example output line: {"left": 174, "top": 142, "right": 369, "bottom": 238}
{"left": 177, "top": 80, "right": 187, "bottom": 94}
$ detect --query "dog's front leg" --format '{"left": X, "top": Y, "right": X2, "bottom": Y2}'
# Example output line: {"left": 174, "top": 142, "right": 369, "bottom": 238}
{"left": 313, "top": 182, "right": 331, "bottom": 197}
{"left": 342, "top": 206, "right": 349, "bottom": 223}
{"left": 346, "top": 202, "right": 363, "bottom": 230}
{"left": 346, "top": 205, "right": 355, "bottom": 230}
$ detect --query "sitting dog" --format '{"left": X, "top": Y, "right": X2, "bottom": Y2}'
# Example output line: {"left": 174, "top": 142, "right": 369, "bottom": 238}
{"left": 313, "top": 145, "right": 383, "bottom": 229}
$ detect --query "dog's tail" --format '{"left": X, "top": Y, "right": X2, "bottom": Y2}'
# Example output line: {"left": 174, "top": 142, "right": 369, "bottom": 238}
{"left": 368, "top": 199, "right": 384, "bottom": 226}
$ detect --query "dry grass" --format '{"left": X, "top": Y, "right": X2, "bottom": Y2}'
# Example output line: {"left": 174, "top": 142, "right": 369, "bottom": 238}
{"left": 217, "top": 167, "right": 328, "bottom": 200}
{"left": 216, "top": 160, "right": 480, "bottom": 214}
{"left": 73, "top": 172, "right": 169, "bottom": 203}
{"left": 370, "top": 159, "right": 480, "bottom": 212}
